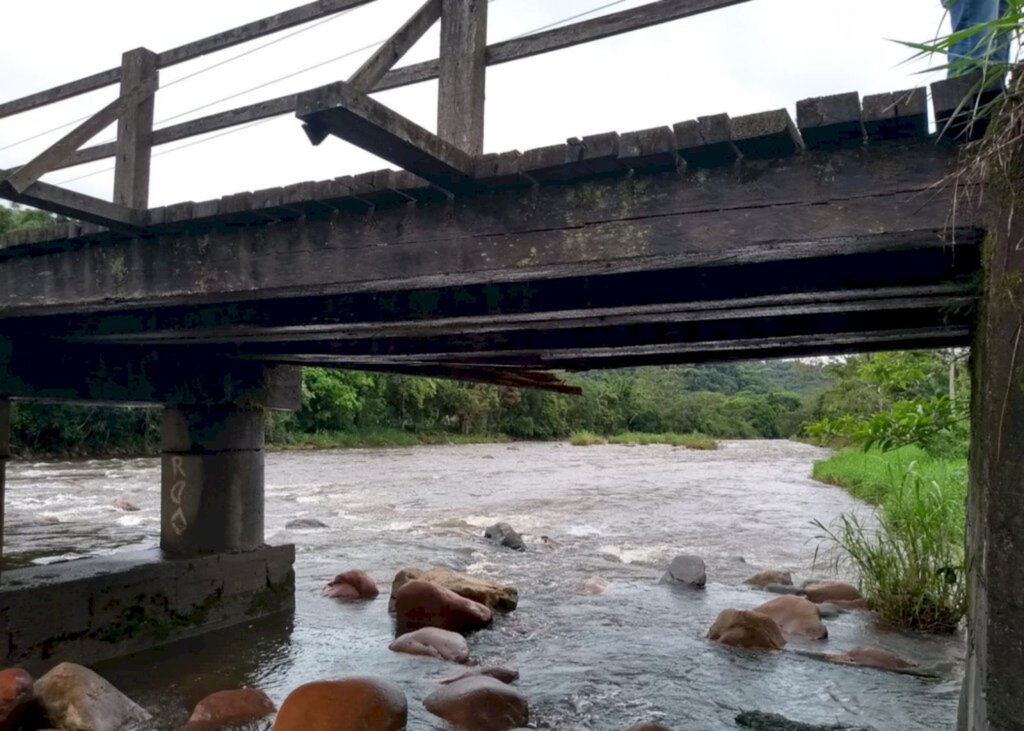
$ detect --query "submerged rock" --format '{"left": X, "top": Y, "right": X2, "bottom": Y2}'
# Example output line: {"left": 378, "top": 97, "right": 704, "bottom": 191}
{"left": 744, "top": 569, "right": 793, "bottom": 588}
{"left": 626, "top": 724, "right": 672, "bottom": 731}
{"left": 389, "top": 627, "right": 470, "bottom": 663}
{"left": 484, "top": 522, "right": 526, "bottom": 551}
{"left": 424, "top": 675, "right": 529, "bottom": 730}
{"left": 753, "top": 596, "right": 828, "bottom": 640}
{"left": 187, "top": 688, "right": 275, "bottom": 727}
{"left": 394, "top": 579, "right": 493, "bottom": 635}
{"left": 764, "top": 584, "right": 804, "bottom": 596}
{"left": 659, "top": 554, "right": 707, "bottom": 588}
{"left": 34, "top": 662, "right": 151, "bottom": 731}
{"left": 816, "top": 602, "right": 842, "bottom": 619}
{"left": 111, "top": 497, "right": 139, "bottom": 512}
{"left": 0, "top": 668, "right": 34, "bottom": 731}
{"left": 803, "top": 581, "right": 861, "bottom": 604}
{"left": 830, "top": 646, "right": 917, "bottom": 672}
{"left": 322, "top": 569, "right": 379, "bottom": 600}
{"left": 440, "top": 664, "right": 520, "bottom": 685}
{"left": 708, "top": 609, "right": 786, "bottom": 651}
{"left": 390, "top": 567, "right": 519, "bottom": 612}
{"left": 580, "top": 576, "right": 609, "bottom": 595}
{"left": 273, "top": 677, "right": 406, "bottom": 731}
{"left": 285, "top": 518, "right": 328, "bottom": 530}
{"left": 736, "top": 710, "right": 871, "bottom": 730}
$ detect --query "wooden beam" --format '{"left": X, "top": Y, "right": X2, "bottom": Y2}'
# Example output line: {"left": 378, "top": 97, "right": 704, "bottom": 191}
{"left": 114, "top": 48, "right": 159, "bottom": 209}
{"left": 295, "top": 81, "right": 475, "bottom": 190}
{"left": 438, "top": 0, "right": 488, "bottom": 155}
{"left": 0, "top": 0, "right": 377, "bottom": 120}
{"left": 377, "top": 0, "right": 752, "bottom": 91}
{"left": 348, "top": 0, "right": 442, "bottom": 92}
{"left": 0, "top": 172, "right": 143, "bottom": 229}
{"left": 1, "top": 76, "right": 157, "bottom": 194}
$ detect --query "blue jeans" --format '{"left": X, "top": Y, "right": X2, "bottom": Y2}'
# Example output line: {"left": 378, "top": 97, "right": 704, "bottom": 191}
{"left": 948, "top": 0, "right": 1011, "bottom": 75}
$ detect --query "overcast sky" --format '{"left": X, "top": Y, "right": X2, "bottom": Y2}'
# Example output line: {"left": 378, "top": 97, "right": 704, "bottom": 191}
{"left": 0, "top": 0, "right": 952, "bottom": 207}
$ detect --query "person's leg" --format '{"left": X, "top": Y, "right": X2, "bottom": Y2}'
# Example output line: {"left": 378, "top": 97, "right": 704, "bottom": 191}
{"left": 948, "top": 0, "right": 1008, "bottom": 72}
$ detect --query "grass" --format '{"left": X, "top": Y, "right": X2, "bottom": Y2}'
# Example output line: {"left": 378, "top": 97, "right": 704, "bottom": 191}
{"left": 812, "top": 447, "right": 967, "bottom": 632}
{"left": 270, "top": 429, "right": 509, "bottom": 450}
{"left": 570, "top": 431, "right": 718, "bottom": 449}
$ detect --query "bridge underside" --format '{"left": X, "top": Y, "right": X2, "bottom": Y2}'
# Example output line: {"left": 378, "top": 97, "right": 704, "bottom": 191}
{"left": 0, "top": 138, "right": 980, "bottom": 395}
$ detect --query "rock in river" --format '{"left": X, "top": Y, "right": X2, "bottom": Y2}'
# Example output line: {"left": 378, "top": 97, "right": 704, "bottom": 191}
{"left": 111, "top": 497, "right": 139, "bottom": 512}
{"left": 187, "top": 688, "right": 275, "bottom": 727}
{"left": 753, "top": 596, "right": 828, "bottom": 639}
{"left": 830, "top": 646, "right": 917, "bottom": 672}
{"left": 424, "top": 675, "right": 529, "bottom": 730}
{"left": 440, "top": 664, "right": 520, "bottom": 685}
{"left": 273, "top": 677, "right": 407, "bottom": 731}
{"left": 390, "top": 627, "right": 470, "bottom": 663}
{"left": 393, "top": 580, "right": 493, "bottom": 635}
{"left": 34, "top": 662, "right": 151, "bottom": 731}
{"left": 659, "top": 554, "right": 707, "bottom": 588}
{"left": 285, "top": 518, "right": 328, "bottom": 530}
{"left": 802, "top": 581, "right": 861, "bottom": 604}
{"left": 390, "top": 567, "right": 518, "bottom": 612}
{"left": 708, "top": 609, "right": 786, "bottom": 651}
{"left": 322, "top": 569, "right": 379, "bottom": 600}
{"left": 736, "top": 710, "right": 871, "bottom": 730}
{"left": 0, "top": 668, "right": 34, "bottom": 731}
{"left": 484, "top": 522, "right": 526, "bottom": 551}
{"left": 744, "top": 569, "right": 793, "bottom": 588}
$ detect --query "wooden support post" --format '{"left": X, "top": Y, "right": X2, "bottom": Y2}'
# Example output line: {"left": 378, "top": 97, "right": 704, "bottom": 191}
{"left": 0, "top": 399, "right": 8, "bottom": 578}
{"left": 438, "top": 0, "right": 487, "bottom": 155}
{"left": 114, "top": 48, "right": 158, "bottom": 210}
{"left": 961, "top": 145, "right": 1024, "bottom": 730}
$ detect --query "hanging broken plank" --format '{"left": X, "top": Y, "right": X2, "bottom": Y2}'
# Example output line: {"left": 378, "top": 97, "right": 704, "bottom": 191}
{"left": 295, "top": 81, "right": 476, "bottom": 191}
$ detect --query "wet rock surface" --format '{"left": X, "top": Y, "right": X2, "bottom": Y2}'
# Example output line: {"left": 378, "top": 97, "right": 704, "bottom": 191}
{"left": 423, "top": 675, "right": 529, "bottom": 731}
{"left": 659, "top": 554, "right": 707, "bottom": 588}
{"left": 272, "top": 677, "right": 407, "bottom": 731}
{"left": 33, "top": 662, "right": 151, "bottom": 731}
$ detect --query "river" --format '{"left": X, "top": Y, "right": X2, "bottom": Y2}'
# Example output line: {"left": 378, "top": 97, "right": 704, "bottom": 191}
{"left": 4, "top": 440, "right": 963, "bottom": 730}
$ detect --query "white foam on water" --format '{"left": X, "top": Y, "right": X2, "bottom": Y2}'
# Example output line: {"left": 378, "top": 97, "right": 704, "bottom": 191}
{"left": 566, "top": 524, "right": 606, "bottom": 537}
{"left": 597, "top": 544, "right": 676, "bottom": 566}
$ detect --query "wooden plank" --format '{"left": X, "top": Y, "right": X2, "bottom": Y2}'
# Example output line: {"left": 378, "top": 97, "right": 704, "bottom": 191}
{"left": 0, "top": 0, "right": 376, "bottom": 120}
{"left": 931, "top": 73, "right": 1001, "bottom": 141}
{"left": 1, "top": 76, "right": 157, "bottom": 194}
{"left": 114, "top": 48, "right": 159, "bottom": 210}
{"left": 618, "top": 126, "right": 679, "bottom": 172}
{"left": 796, "top": 92, "right": 864, "bottom": 150}
{"left": 674, "top": 114, "right": 740, "bottom": 168}
{"left": 349, "top": 0, "right": 442, "bottom": 92}
{"left": 438, "top": 0, "right": 488, "bottom": 155}
{"left": 473, "top": 151, "right": 534, "bottom": 188}
{"left": 0, "top": 175, "right": 143, "bottom": 229}
{"left": 295, "top": 81, "right": 476, "bottom": 190}
{"left": 861, "top": 87, "right": 928, "bottom": 141}
{"left": 378, "top": 0, "right": 752, "bottom": 91}
{"left": 730, "top": 109, "right": 803, "bottom": 159}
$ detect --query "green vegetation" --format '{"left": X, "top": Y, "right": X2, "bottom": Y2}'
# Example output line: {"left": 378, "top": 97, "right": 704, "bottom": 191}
{"left": 270, "top": 428, "right": 508, "bottom": 450}
{"left": 606, "top": 432, "right": 717, "bottom": 449}
{"left": 569, "top": 431, "right": 605, "bottom": 446}
{"left": 806, "top": 351, "right": 969, "bottom": 632}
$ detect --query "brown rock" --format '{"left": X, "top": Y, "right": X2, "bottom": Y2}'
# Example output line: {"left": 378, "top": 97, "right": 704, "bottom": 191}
{"left": 390, "top": 567, "right": 518, "bottom": 612}
{"left": 753, "top": 596, "right": 828, "bottom": 639}
{"left": 187, "top": 688, "right": 275, "bottom": 727}
{"left": 272, "top": 677, "right": 406, "bottom": 731}
{"left": 424, "top": 675, "right": 529, "bottom": 730}
{"left": 322, "top": 570, "right": 379, "bottom": 600}
{"left": 707, "top": 609, "right": 786, "bottom": 651}
{"left": 803, "top": 581, "right": 861, "bottom": 604}
{"left": 831, "top": 598, "right": 870, "bottom": 611}
{"left": 834, "top": 646, "right": 917, "bottom": 671}
{"left": 744, "top": 569, "right": 793, "bottom": 588}
{"left": 394, "top": 579, "right": 493, "bottom": 635}
{"left": 33, "top": 662, "right": 151, "bottom": 730}
{"left": 0, "top": 668, "right": 33, "bottom": 731}
{"left": 580, "top": 576, "right": 609, "bottom": 595}
{"left": 440, "top": 664, "right": 520, "bottom": 685}
{"left": 626, "top": 724, "right": 672, "bottom": 731}
{"left": 111, "top": 497, "right": 139, "bottom": 512}
{"left": 389, "top": 627, "right": 470, "bottom": 663}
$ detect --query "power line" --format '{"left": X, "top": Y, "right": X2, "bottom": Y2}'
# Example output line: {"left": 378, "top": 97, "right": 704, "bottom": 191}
{"left": 509, "top": 0, "right": 629, "bottom": 40}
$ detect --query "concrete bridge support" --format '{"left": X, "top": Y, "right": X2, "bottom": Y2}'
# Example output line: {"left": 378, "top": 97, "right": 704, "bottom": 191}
{"left": 962, "top": 155, "right": 1024, "bottom": 729}
{"left": 160, "top": 406, "right": 266, "bottom": 556}
{"left": 0, "top": 399, "right": 7, "bottom": 575}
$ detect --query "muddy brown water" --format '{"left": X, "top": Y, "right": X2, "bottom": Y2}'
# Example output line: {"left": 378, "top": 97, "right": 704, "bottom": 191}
{"left": 5, "top": 440, "right": 963, "bottom": 730}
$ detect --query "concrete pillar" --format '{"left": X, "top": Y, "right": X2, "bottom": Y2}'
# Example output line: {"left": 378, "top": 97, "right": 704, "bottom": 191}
{"left": 0, "top": 399, "right": 8, "bottom": 575}
{"left": 160, "top": 406, "right": 265, "bottom": 556}
{"left": 960, "top": 155, "right": 1024, "bottom": 727}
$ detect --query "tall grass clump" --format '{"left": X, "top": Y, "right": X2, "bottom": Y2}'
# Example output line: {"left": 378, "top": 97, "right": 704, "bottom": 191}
{"left": 569, "top": 430, "right": 606, "bottom": 446}
{"left": 815, "top": 463, "right": 967, "bottom": 632}
{"left": 607, "top": 432, "right": 718, "bottom": 449}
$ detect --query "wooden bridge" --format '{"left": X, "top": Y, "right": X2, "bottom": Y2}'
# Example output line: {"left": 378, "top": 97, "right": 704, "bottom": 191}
{"left": 0, "top": 2, "right": 1015, "bottom": 728}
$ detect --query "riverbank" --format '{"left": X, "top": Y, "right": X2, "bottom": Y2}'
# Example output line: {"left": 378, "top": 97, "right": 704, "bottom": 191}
{"left": 268, "top": 429, "right": 510, "bottom": 451}
{"left": 570, "top": 431, "right": 718, "bottom": 449}
{"left": 811, "top": 446, "right": 967, "bottom": 507}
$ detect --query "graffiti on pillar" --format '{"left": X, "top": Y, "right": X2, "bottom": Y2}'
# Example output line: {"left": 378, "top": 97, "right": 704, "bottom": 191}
{"left": 170, "top": 456, "right": 189, "bottom": 536}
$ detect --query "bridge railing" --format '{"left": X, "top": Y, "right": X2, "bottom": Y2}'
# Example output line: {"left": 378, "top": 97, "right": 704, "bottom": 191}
{"left": 0, "top": 0, "right": 752, "bottom": 228}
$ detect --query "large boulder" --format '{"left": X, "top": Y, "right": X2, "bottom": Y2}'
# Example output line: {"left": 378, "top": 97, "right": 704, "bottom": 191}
{"left": 707, "top": 609, "right": 786, "bottom": 651}
{"left": 440, "top": 665, "right": 520, "bottom": 685}
{"left": 753, "top": 596, "right": 828, "bottom": 639}
{"left": 33, "top": 662, "right": 151, "bottom": 730}
{"left": 659, "top": 554, "right": 706, "bottom": 588}
{"left": 744, "top": 569, "right": 793, "bottom": 588}
{"left": 390, "top": 568, "right": 518, "bottom": 612}
{"left": 803, "top": 581, "right": 861, "bottom": 604}
{"left": 831, "top": 646, "right": 917, "bottom": 672}
{"left": 0, "top": 668, "right": 34, "bottom": 731}
{"left": 273, "top": 677, "right": 406, "bottom": 731}
{"left": 484, "top": 522, "right": 526, "bottom": 551}
{"left": 187, "top": 688, "right": 275, "bottom": 728}
{"left": 424, "top": 675, "right": 529, "bottom": 730}
{"left": 322, "top": 570, "right": 380, "bottom": 600}
{"left": 394, "top": 580, "right": 493, "bottom": 635}
{"left": 389, "top": 627, "right": 470, "bottom": 663}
